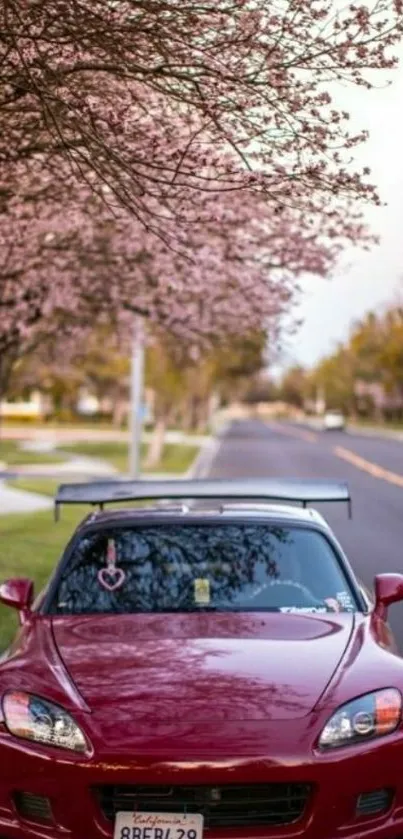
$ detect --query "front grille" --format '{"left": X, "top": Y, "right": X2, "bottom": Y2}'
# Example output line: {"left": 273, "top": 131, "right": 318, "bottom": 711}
{"left": 96, "top": 783, "right": 311, "bottom": 828}
{"left": 13, "top": 792, "right": 53, "bottom": 823}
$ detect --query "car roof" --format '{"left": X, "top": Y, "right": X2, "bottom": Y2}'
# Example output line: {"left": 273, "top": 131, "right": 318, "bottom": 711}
{"left": 77, "top": 502, "right": 330, "bottom": 531}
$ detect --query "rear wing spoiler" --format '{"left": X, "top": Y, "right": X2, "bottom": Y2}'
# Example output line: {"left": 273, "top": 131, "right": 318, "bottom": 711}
{"left": 54, "top": 478, "right": 352, "bottom": 520}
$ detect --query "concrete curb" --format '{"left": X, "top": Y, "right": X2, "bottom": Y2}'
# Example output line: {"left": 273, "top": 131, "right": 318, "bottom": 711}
{"left": 186, "top": 421, "right": 228, "bottom": 479}
{"left": 346, "top": 425, "right": 403, "bottom": 442}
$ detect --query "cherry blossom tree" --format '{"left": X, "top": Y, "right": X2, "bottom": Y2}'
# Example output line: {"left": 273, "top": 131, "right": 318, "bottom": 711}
{"left": 1, "top": 0, "right": 400, "bottom": 397}
{"left": 1, "top": 0, "right": 402, "bottom": 230}
{"left": 0, "top": 171, "right": 373, "bottom": 401}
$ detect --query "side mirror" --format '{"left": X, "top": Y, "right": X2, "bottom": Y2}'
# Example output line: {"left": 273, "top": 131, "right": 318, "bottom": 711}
{"left": 0, "top": 578, "right": 34, "bottom": 623}
{"left": 374, "top": 573, "right": 403, "bottom": 620}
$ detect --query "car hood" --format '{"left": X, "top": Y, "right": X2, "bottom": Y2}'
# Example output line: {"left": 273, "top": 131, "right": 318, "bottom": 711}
{"left": 52, "top": 611, "right": 354, "bottom": 721}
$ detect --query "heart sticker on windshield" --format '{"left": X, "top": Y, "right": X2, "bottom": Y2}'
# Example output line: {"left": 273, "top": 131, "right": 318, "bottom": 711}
{"left": 98, "top": 566, "right": 126, "bottom": 591}
{"left": 98, "top": 539, "right": 126, "bottom": 592}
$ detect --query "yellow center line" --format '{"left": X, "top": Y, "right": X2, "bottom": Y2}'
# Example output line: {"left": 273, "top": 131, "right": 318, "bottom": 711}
{"left": 334, "top": 446, "right": 403, "bottom": 488}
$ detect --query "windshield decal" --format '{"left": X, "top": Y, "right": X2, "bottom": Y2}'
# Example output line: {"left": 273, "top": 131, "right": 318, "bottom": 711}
{"left": 279, "top": 606, "right": 328, "bottom": 614}
{"left": 194, "top": 578, "right": 211, "bottom": 604}
{"left": 335, "top": 590, "right": 355, "bottom": 611}
{"left": 98, "top": 539, "right": 126, "bottom": 592}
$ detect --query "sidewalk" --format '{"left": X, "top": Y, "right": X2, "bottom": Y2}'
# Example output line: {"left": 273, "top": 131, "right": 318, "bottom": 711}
{"left": 0, "top": 480, "right": 53, "bottom": 514}
{"left": 3, "top": 455, "right": 119, "bottom": 479}
{"left": 0, "top": 425, "right": 209, "bottom": 445}
{"left": 0, "top": 430, "right": 224, "bottom": 515}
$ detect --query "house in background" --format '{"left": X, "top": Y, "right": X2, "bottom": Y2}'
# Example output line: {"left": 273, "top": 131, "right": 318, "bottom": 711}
{"left": 0, "top": 391, "right": 51, "bottom": 421}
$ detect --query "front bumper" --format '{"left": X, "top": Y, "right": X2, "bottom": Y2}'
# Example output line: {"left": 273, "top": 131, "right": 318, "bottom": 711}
{"left": 1, "top": 728, "right": 403, "bottom": 839}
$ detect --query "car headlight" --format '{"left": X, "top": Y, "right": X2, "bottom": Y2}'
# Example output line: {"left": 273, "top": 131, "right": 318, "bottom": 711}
{"left": 319, "top": 688, "right": 402, "bottom": 749}
{"left": 2, "top": 691, "right": 89, "bottom": 753}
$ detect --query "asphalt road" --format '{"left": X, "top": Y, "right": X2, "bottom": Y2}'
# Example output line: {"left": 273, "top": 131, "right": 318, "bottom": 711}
{"left": 208, "top": 419, "right": 403, "bottom": 649}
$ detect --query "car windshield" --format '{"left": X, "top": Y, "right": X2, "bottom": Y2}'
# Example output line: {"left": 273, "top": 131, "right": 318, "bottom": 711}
{"left": 49, "top": 523, "right": 358, "bottom": 616}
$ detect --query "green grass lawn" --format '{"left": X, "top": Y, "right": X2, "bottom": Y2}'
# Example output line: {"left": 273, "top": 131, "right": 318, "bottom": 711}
{"left": 0, "top": 492, "right": 158, "bottom": 652}
{"left": 0, "top": 438, "right": 199, "bottom": 473}
{"left": 152, "top": 443, "right": 200, "bottom": 474}
{"left": 60, "top": 441, "right": 199, "bottom": 474}
{"left": 6, "top": 478, "right": 61, "bottom": 497}
{"left": 0, "top": 506, "right": 85, "bottom": 652}
{"left": 0, "top": 440, "right": 200, "bottom": 651}
{"left": 0, "top": 440, "right": 65, "bottom": 466}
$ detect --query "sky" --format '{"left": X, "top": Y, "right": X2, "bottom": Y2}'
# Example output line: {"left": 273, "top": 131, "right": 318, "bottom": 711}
{"left": 277, "top": 59, "right": 403, "bottom": 372}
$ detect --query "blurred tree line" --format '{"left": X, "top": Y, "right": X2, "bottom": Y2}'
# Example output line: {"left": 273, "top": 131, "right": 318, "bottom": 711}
{"left": 4, "top": 326, "right": 269, "bottom": 461}
{"left": 277, "top": 303, "right": 403, "bottom": 423}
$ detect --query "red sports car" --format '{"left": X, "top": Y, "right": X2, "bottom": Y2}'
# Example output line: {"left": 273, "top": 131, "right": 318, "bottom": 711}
{"left": 1, "top": 478, "right": 403, "bottom": 839}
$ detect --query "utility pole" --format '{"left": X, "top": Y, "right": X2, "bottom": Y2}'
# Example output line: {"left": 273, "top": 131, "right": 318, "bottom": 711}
{"left": 129, "top": 319, "right": 145, "bottom": 478}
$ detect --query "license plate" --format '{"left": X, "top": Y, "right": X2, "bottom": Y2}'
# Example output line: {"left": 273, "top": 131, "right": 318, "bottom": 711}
{"left": 114, "top": 811, "right": 204, "bottom": 839}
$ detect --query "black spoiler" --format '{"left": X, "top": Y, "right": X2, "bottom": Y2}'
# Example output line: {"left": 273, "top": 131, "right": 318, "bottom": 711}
{"left": 54, "top": 478, "right": 352, "bottom": 520}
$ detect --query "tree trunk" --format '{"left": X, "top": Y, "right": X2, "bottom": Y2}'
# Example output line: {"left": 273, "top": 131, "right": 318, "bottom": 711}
{"left": 145, "top": 416, "right": 166, "bottom": 468}
{"left": 112, "top": 397, "right": 126, "bottom": 428}
{"left": 181, "top": 398, "right": 194, "bottom": 432}
{"left": 195, "top": 397, "right": 209, "bottom": 432}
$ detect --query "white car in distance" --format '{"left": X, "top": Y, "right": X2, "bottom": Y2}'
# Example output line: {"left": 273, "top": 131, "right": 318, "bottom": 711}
{"left": 322, "top": 410, "right": 345, "bottom": 431}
